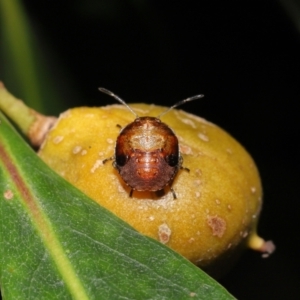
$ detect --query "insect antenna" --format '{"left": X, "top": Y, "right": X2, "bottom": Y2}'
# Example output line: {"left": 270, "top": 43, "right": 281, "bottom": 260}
{"left": 99, "top": 87, "right": 138, "bottom": 118}
{"left": 157, "top": 94, "right": 204, "bottom": 119}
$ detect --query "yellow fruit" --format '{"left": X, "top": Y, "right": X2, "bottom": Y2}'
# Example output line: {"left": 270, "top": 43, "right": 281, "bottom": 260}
{"left": 38, "top": 104, "right": 272, "bottom": 276}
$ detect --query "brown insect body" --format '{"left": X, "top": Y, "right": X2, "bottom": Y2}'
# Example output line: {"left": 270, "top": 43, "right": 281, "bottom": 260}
{"left": 99, "top": 87, "right": 204, "bottom": 198}
{"left": 114, "top": 116, "right": 182, "bottom": 193}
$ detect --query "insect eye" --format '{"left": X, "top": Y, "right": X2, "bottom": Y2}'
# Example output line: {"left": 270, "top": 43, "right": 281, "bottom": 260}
{"left": 116, "top": 154, "right": 128, "bottom": 166}
{"left": 165, "top": 153, "right": 178, "bottom": 167}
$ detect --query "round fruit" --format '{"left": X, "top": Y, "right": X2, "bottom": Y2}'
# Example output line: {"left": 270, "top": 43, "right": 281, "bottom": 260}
{"left": 38, "top": 104, "right": 273, "bottom": 276}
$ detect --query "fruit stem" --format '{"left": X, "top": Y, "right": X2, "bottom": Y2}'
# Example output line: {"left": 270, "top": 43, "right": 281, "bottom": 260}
{"left": 0, "top": 82, "right": 57, "bottom": 146}
{"left": 247, "top": 232, "right": 276, "bottom": 258}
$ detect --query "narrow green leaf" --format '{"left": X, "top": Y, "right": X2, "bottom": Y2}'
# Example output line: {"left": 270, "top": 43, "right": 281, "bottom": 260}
{"left": 0, "top": 0, "right": 65, "bottom": 113}
{"left": 0, "top": 113, "right": 235, "bottom": 299}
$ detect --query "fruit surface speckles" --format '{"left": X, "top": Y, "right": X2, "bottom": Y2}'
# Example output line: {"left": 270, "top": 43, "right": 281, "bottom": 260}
{"left": 52, "top": 135, "right": 64, "bottom": 144}
{"left": 179, "top": 144, "right": 193, "bottom": 155}
{"left": 198, "top": 133, "right": 210, "bottom": 142}
{"left": 158, "top": 223, "right": 172, "bottom": 244}
{"left": 38, "top": 103, "right": 273, "bottom": 273}
{"left": 72, "top": 145, "right": 82, "bottom": 154}
{"left": 207, "top": 215, "right": 227, "bottom": 238}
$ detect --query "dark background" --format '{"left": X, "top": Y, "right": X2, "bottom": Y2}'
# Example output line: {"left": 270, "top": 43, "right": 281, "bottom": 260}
{"left": 18, "top": 1, "right": 300, "bottom": 298}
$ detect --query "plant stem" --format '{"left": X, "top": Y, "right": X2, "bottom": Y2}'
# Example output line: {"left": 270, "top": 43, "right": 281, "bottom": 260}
{"left": 0, "top": 82, "right": 57, "bottom": 146}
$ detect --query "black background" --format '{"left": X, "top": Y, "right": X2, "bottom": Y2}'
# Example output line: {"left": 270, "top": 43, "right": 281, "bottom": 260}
{"left": 16, "top": 1, "right": 300, "bottom": 298}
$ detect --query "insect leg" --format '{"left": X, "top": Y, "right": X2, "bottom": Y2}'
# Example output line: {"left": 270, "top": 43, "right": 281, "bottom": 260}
{"left": 181, "top": 166, "right": 190, "bottom": 172}
{"left": 129, "top": 189, "right": 134, "bottom": 197}
{"left": 102, "top": 157, "right": 114, "bottom": 164}
{"left": 170, "top": 187, "right": 177, "bottom": 199}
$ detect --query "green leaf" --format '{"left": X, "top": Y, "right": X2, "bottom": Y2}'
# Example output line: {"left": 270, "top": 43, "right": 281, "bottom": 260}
{"left": 0, "top": 0, "right": 66, "bottom": 114}
{"left": 0, "top": 113, "right": 235, "bottom": 300}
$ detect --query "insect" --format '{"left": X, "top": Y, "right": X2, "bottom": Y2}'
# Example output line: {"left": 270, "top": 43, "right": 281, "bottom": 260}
{"left": 99, "top": 88, "right": 204, "bottom": 199}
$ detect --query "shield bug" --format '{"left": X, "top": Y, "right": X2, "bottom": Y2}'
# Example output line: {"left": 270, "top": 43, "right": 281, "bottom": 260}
{"left": 99, "top": 88, "right": 204, "bottom": 199}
